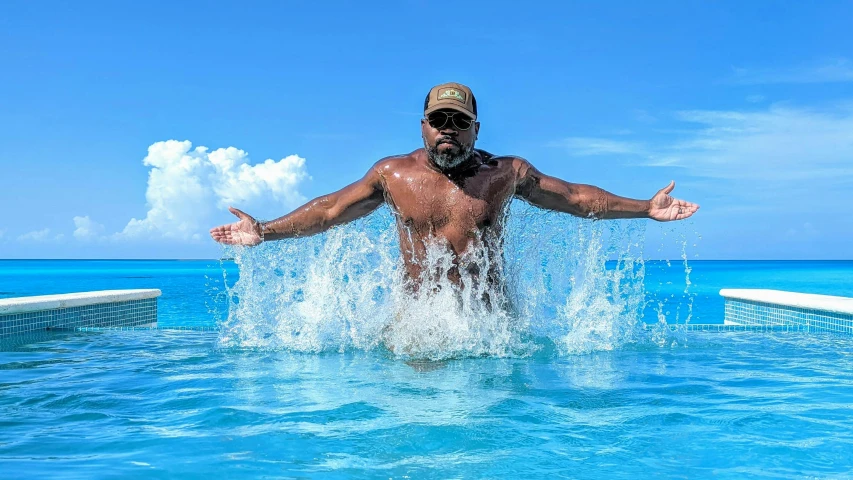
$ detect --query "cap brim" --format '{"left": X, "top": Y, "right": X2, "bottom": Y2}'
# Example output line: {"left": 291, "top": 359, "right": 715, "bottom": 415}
{"left": 424, "top": 103, "right": 477, "bottom": 120}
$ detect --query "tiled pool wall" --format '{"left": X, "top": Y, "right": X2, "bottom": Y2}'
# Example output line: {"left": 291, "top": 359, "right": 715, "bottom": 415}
{"left": 723, "top": 290, "right": 853, "bottom": 334}
{"left": 0, "top": 291, "right": 159, "bottom": 338}
{"left": 2, "top": 288, "right": 852, "bottom": 339}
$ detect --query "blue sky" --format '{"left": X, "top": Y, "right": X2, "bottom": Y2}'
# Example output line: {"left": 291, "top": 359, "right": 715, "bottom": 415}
{"left": 2, "top": 1, "right": 852, "bottom": 259}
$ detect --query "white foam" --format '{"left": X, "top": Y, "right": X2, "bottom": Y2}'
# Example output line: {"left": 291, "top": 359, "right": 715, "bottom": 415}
{"left": 217, "top": 202, "right": 675, "bottom": 359}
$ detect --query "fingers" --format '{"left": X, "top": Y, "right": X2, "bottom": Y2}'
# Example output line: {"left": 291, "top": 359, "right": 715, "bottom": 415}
{"left": 209, "top": 226, "right": 235, "bottom": 244}
{"left": 674, "top": 199, "right": 699, "bottom": 209}
{"left": 212, "top": 208, "right": 259, "bottom": 245}
{"left": 229, "top": 206, "right": 250, "bottom": 220}
{"left": 661, "top": 180, "right": 675, "bottom": 195}
{"left": 209, "top": 224, "right": 244, "bottom": 244}
{"left": 209, "top": 222, "right": 261, "bottom": 245}
{"left": 673, "top": 201, "right": 700, "bottom": 220}
{"left": 677, "top": 209, "right": 697, "bottom": 220}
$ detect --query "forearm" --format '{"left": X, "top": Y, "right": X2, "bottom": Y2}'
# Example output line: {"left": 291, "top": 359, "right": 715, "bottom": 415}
{"left": 514, "top": 159, "right": 695, "bottom": 223}
{"left": 259, "top": 196, "right": 339, "bottom": 241}
{"left": 259, "top": 163, "right": 386, "bottom": 241}
{"left": 571, "top": 184, "right": 651, "bottom": 219}
{"left": 521, "top": 171, "right": 650, "bottom": 219}
{"left": 261, "top": 184, "right": 384, "bottom": 241}
{"left": 210, "top": 163, "right": 386, "bottom": 246}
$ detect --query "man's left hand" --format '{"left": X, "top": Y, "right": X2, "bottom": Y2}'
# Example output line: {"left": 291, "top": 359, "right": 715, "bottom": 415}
{"left": 648, "top": 181, "right": 700, "bottom": 222}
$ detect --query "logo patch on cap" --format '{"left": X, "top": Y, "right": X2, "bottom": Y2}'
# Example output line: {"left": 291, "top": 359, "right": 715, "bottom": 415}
{"left": 438, "top": 88, "right": 466, "bottom": 103}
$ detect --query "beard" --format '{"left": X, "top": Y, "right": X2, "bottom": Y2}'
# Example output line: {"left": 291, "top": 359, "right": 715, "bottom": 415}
{"left": 425, "top": 139, "right": 473, "bottom": 170}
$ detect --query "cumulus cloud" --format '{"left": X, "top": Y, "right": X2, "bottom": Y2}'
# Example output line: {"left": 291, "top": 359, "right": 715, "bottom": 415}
{"left": 73, "top": 216, "right": 106, "bottom": 241}
{"left": 120, "top": 140, "right": 310, "bottom": 241}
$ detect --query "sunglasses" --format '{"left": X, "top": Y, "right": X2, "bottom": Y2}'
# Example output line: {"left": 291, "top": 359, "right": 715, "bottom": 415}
{"left": 426, "top": 111, "right": 475, "bottom": 131}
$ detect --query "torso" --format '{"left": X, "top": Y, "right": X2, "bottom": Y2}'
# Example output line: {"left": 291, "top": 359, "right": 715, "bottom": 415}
{"left": 374, "top": 149, "right": 520, "bottom": 287}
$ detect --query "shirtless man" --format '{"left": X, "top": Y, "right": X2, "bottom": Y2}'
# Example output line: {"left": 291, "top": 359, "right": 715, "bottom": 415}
{"left": 210, "top": 83, "right": 699, "bottom": 292}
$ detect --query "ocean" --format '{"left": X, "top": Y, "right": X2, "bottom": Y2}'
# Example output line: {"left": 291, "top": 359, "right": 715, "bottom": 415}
{"left": 2, "top": 259, "right": 852, "bottom": 327}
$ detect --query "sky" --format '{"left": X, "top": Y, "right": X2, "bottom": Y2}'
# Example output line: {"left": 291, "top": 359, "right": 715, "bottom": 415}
{"left": 1, "top": 0, "right": 852, "bottom": 259}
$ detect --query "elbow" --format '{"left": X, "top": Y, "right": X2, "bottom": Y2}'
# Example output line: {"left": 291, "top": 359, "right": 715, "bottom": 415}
{"left": 576, "top": 190, "right": 609, "bottom": 219}
{"left": 313, "top": 196, "right": 338, "bottom": 228}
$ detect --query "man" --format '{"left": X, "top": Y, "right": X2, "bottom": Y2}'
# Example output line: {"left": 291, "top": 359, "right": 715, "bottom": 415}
{"left": 210, "top": 82, "right": 699, "bottom": 293}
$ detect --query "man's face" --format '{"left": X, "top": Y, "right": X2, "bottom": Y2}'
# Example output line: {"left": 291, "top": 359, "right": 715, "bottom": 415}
{"left": 421, "top": 109, "right": 480, "bottom": 170}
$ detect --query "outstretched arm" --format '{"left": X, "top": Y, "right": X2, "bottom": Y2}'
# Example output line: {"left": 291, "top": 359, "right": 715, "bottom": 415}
{"left": 210, "top": 163, "right": 386, "bottom": 245}
{"left": 514, "top": 159, "right": 699, "bottom": 221}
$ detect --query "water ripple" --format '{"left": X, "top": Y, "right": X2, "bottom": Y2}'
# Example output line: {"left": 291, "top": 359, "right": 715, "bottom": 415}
{"left": 1, "top": 330, "right": 853, "bottom": 478}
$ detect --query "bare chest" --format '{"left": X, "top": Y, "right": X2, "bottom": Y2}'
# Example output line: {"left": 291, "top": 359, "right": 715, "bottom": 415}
{"left": 384, "top": 169, "right": 515, "bottom": 232}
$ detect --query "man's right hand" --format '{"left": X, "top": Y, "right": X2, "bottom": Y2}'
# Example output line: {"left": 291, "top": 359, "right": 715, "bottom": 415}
{"left": 209, "top": 207, "right": 263, "bottom": 246}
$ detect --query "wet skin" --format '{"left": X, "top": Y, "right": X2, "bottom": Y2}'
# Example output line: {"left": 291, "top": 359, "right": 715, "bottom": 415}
{"left": 373, "top": 148, "right": 518, "bottom": 289}
{"left": 210, "top": 111, "right": 699, "bottom": 290}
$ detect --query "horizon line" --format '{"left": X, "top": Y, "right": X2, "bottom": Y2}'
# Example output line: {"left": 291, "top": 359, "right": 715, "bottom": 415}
{"left": 2, "top": 258, "right": 853, "bottom": 262}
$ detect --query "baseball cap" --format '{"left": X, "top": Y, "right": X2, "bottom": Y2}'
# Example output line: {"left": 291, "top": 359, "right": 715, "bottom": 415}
{"left": 424, "top": 82, "right": 477, "bottom": 120}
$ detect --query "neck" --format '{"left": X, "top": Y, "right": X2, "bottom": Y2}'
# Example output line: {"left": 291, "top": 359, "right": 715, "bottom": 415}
{"left": 425, "top": 147, "right": 479, "bottom": 174}
{"left": 445, "top": 152, "right": 480, "bottom": 174}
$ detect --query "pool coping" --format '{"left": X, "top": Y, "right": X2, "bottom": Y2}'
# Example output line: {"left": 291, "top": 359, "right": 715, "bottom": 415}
{"left": 720, "top": 289, "right": 853, "bottom": 315}
{"left": 0, "top": 289, "right": 162, "bottom": 315}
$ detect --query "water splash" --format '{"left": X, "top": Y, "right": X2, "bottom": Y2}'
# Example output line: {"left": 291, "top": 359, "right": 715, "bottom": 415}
{"left": 218, "top": 202, "right": 688, "bottom": 359}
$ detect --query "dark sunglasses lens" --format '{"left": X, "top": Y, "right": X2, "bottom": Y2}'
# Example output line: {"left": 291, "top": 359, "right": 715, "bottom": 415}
{"left": 427, "top": 112, "right": 449, "bottom": 129}
{"left": 452, "top": 115, "right": 473, "bottom": 130}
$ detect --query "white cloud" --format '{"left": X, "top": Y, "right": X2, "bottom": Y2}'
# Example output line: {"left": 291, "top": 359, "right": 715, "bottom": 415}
{"left": 746, "top": 95, "right": 766, "bottom": 103}
{"left": 549, "top": 101, "right": 853, "bottom": 213}
{"left": 18, "top": 228, "right": 54, "bottom": 242}
{"left": 120, "top": 140, "right": 310, "bottom": 241}
{"left": 663, "top": 103, "right": 853, "bottom": 186}
{"left": 730, "top": 58, "right": 853, "bottom": 85}
{"left": 555, "top": 103, "right": 853, "bottom": 185}
{"left": 73, "top": 216, "right": 106, "bottom": 241}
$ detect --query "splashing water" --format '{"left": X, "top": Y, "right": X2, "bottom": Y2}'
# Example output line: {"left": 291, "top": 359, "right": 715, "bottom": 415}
{"left": 218, "top": 202, "right": 684, "bottom": 359}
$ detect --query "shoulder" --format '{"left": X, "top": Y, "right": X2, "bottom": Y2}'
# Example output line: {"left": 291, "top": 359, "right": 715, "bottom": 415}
{"left": 475, "top": 150, "right": 533, "bottom": 175}
{"left": 368, "top": 150, "right": 421, "bottom": 180}
{"left": 373, "top": 149, "right": 423, "bottom": 173}
{"left": 474, "top": 152, "right": 540, "bottom": 196}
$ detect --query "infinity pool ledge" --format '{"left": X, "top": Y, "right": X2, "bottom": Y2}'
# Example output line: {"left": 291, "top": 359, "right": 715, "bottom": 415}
{"left": 0, "top": 289, "right": 161, "bottom": 338}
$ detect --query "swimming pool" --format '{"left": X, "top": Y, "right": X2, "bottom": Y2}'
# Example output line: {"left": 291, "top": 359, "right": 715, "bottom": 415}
{"left": 3, "top": 214, "right": 853, "bottom": 477}
{"left": 2, "top": 329, "right": 852, "bottom": 478}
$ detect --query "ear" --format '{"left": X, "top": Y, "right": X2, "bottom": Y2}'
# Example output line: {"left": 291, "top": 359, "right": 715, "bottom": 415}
{"left": 475, "top": 121, "right": 480, "bottom": 138}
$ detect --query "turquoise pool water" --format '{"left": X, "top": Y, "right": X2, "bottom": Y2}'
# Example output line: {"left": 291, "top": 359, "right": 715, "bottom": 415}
{"left": 2, "top": 329, "right": 852, "bottom": 478}
{"left": 2, "top": 247, "right": 853, "bottom": 477}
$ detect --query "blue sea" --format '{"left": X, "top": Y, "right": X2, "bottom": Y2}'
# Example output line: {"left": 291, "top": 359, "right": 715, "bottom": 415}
{"left": 2, "top": 259, "right": 852, "bottom": 326}
{"left": 2, "top": 259, "right": 853, "bottom": 478}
